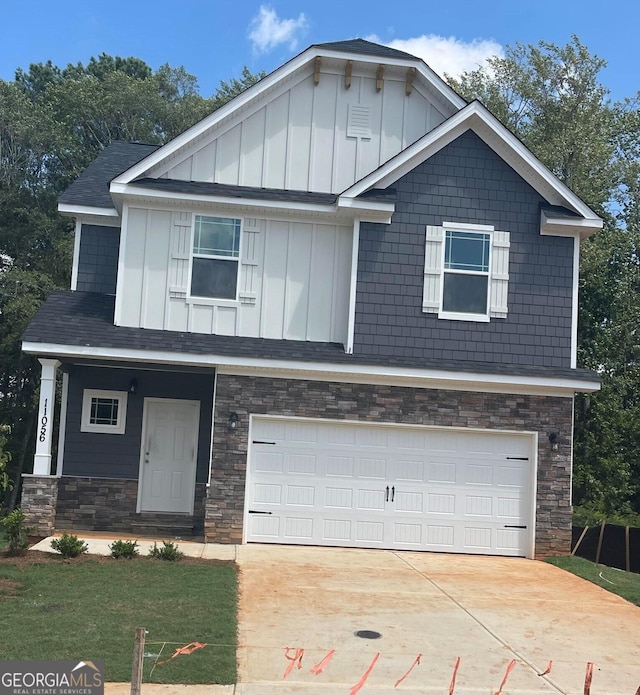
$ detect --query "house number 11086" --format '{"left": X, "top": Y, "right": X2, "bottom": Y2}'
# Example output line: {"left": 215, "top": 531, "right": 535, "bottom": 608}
{"left": 39, "top": 398, "right": 48, "bottom": 442}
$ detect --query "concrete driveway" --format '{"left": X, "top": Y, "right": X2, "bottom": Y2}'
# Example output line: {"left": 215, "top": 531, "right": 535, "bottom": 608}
{"left": 236, "top": 545, "right": 640, "bottom": 694}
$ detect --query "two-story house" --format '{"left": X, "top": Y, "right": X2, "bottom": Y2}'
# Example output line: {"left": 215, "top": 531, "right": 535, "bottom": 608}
{"left": 21, "top": 39, "right": 601, "bottom": 558}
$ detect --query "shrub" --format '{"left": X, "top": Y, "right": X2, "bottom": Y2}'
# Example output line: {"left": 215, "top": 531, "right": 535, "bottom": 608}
{"left": 109, "top": 539, "right": 139, "bottom": 559}
{"left": 50, "top": 533, "right": 88, "bottom": 558}
{"left": 1, "top": 508, "right": 29, "bottom": 556}
{"left": 148, "top": 540, "right": 183, "bottom": 561}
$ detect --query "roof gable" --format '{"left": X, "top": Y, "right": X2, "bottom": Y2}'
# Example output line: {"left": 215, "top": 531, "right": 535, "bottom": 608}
{"left": 110, "top": 40, "right": 465, "bottom": 190}
{"left": 340, "top": 101, "right": 602, "bottom": 232}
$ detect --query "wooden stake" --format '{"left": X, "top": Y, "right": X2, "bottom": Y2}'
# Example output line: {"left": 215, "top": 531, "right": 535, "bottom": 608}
{"left": 595, "top": 521, "right": 606, "bottom": 564}
{"left": 571, "top": 525, "right": 589, "bottom": 555}
{"left": 130, "top": 627, "right": 145, "bottom": 695}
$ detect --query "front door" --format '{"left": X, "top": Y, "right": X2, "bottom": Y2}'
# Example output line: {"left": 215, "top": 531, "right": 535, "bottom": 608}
{"left": 138, "top": 398, "right": 200, "bottom": 514}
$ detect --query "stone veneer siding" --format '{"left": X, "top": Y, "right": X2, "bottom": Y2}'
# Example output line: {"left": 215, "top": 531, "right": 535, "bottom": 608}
{"left": 55, "top": 477, "right": 206, "bottom": 537}
{"left": 206, "top": 374, "right": 574, "bottom": 558}
{"left": 21, "top": 475, "right": 59, "bottom": 537}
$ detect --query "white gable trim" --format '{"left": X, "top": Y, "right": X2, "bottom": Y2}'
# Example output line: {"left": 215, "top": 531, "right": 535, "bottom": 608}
{"left": 23, "top": 340, "right": 600, "bottom": 397}
{"left": 541, "top": 209, "right": 602, "bottom": 240}
{"left": 110, "top": 46, "right": 464, "bottom": 187}
{"left": 342, "top": 101, "right": 602, "bottom": 231}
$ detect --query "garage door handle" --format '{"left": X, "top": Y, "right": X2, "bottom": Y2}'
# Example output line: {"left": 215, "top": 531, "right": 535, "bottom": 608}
{"left": 385, "top": 486, "right": 389, "bottom": 502}
{"left": 504, "top": 525, "right": 527, "bottom": 529}
{"left": 253, "top": 440, "right": 276, "bottom": 445}
{"left": 249, "top": 510, "right": 273, "bottom": 515}
{"left": 391, "top": 485, "right": 395, "bottom": 502}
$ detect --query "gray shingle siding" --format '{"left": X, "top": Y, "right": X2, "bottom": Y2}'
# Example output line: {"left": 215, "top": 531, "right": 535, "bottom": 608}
{"left": 76, "top": 225, "right": 120, "bottom": 294}
{"left": 354, "top": 130, "right": 574, "bottom": 368}
{"left": 62, "top": 365, "right": 214, "bottom": 482}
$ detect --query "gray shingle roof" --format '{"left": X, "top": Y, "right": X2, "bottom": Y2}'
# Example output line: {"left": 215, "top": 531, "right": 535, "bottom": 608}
{"left": 58, "top": 142, "right": 160, "bottom": 209}
{"left": 23, "top": 291, "right": 599, "bottom": 384}
{"left": 131, "top": 178, "right": 338, "bottom": 205}
{"left": 314, "top": 39, "right": 417, "bottom": 61}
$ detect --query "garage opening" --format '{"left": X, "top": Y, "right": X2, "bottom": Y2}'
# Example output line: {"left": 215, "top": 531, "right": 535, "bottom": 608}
{"left": 245, "top": 417, "right": 536, "bottom": 557}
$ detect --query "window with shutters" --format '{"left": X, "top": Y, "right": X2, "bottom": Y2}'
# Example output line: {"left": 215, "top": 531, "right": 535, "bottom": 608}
{"left": 423, "top": 222, "right": 510, "bottom": 322}
{"left": 190, "top": 215, "right": 241, "bottom": 300}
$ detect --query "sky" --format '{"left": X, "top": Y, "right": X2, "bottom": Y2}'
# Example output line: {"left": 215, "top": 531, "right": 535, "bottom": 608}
{"left": 0, "top": 1, "right": 638, "bottom": 101}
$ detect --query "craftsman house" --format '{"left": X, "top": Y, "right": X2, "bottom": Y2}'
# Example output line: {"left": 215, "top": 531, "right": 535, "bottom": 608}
{"left": 21, "top": 39, "right": 601, "bottom": 558}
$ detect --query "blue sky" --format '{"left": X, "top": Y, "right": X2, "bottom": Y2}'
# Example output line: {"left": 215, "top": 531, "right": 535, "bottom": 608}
{"left": 1, "top": 1, "right": 638, "bottom": 100}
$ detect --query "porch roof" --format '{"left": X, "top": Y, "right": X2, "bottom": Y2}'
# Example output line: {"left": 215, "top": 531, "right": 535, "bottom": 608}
{"left": 23, "top": 291, "right": 599, "bottom": 385}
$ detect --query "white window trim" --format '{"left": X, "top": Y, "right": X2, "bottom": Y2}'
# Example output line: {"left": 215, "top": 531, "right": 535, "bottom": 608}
{"left": 423, "top": 221, "right": 509, "bottom": 322}
{"left": 187, "top": 214, "right": 243, "bottom": 302}
{"left": 81, "top": 389, "right": 128, "bottom": 435}
{"left": 439, "top": 225, "right": 492, "bottom": 322}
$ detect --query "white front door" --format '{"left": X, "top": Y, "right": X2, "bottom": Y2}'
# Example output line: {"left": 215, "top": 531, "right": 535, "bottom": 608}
{"left": 138, "top": 399, "right": 200, "bottom": 514}
{"left": 245, "top": 417, "right": 535, "bottom": 557}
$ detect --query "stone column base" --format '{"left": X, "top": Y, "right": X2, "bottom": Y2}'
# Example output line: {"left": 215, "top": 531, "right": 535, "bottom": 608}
{"left": 21, "top": 475, "right": 59, "bottom": 537}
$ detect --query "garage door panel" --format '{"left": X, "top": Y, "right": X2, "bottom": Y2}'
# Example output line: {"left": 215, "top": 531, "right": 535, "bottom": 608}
{"left": 247, "top": 419, "right": 534, "bottom": 557}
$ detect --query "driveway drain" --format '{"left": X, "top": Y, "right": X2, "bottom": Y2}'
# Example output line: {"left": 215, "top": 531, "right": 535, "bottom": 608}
{"left": 354, "top": 630, "right": 382, "bottom": 639}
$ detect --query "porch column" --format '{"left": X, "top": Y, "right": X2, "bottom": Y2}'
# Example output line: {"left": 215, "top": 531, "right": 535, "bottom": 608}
{"left": 33, "top": 358, "right": 61, "bottom": 475}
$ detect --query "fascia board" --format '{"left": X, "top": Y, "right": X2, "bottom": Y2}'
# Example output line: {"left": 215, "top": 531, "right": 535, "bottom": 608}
{"left": 22, "top": 340, "right": 600, "bottom": 396}
{"left": 343, "top": 102, "right": 603, "bottom": 227}
{"left": 58, "top": 203, "right": 119, "bottom": 219}
{"left": 541, "top": 210, "right": 603, "bottom": 240}
{"left": 111, "top": 183, "right": 337, "bottom": 216}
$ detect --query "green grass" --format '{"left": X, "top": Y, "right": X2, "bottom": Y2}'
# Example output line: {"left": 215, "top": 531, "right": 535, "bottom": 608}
{"left": 546, "top": 556, "right": 640, "bottom": 607}
{"left": 0, "top": 555, "right": 238, "bottom": 684}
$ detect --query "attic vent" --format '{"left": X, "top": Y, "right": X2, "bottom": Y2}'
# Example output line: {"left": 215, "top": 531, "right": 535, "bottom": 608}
{"left": 347, "top": 104, "right": 371, "bottom": 139}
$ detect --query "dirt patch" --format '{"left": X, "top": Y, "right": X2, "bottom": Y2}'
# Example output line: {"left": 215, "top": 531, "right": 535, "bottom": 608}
{"left": 0, "top": 578, "right": 21, "bottom": 596}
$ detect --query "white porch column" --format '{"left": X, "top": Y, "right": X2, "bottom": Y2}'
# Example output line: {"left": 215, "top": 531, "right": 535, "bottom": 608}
{"left": 33, "top": 358, "right": 61, "bottom": 475}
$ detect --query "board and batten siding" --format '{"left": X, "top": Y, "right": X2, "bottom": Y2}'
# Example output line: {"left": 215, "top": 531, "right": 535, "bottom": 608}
{"left": 150, "top": 69, "right": 447, "bottom": 194}
{"left": 118, "top": 206, "right": 352, "bottom": 343}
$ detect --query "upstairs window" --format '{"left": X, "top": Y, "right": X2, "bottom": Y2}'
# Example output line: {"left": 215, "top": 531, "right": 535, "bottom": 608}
{"left": 423, "top": 222, "right": 510, "bottom": 322}
{"left": 442, "top": 230, "right": 491, "bottom": 316}
{"left": 190, "top": 215, "right": 241, "bottom": 300}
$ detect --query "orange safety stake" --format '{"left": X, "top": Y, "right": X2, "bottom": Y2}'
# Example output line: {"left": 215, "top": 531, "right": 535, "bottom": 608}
{"left": 283, "top": 647, "right": 304, "bottom": 679}
{"left": 394, "top": 653, "right": 422, "bottom": 688}
{"left": 495, "top": 659, "right": 517, "bottom": 695}
{"left": 449, "top": 656, "right": 461, "bottom": 695}
{"left": 350, "top": 652, "right": 380, "bottom": 695}
{"left": 584, "top": 662, "right": 594, "bottom": 695}
{"left": 154, "top": 641, "right": 207, "bottom": 666}
{"left": 538, "top": 660, "right": 553, "bottom": 677}
{"left": 310, "top": 649, "right": 336, "bottom": 675}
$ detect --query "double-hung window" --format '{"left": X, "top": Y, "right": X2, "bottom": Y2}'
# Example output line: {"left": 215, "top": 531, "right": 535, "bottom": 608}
{"left": 442, "top": 230, "right": 491, "bottom": 317}
{"left": 423, "top": 222, "right": 510, "bottom": 321}
{"left": 190, "top": 215, "right": 241, "bottom": 300}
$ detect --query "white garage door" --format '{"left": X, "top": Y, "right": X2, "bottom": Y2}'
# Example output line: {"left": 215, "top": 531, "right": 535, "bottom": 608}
{"left": 245, "top": 417, "right": 535, "bottom": 557}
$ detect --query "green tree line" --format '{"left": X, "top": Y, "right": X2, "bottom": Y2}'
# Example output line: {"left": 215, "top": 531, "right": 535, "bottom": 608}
{"left": 1, "top": 39, "right": 639, "bottom": 522}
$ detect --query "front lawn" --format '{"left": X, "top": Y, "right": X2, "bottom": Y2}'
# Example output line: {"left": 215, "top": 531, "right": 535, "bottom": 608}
{"left": 0, "top": 552, "right": 238, "bottom": 684}
{"left": 546, "top": 555, "right": 640, "bottom": 607}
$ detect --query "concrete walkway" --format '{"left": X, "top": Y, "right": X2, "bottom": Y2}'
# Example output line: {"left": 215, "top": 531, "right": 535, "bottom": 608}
{"left": 34, "top": 535, "right": 640, "bottom": 694}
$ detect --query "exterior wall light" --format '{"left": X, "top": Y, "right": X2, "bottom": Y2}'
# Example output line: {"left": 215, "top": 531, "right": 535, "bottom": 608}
{"left": 228, "top": 412, "right": 240, "bottom": 430}
{"left": 128, "top": 378, "right": 138, "bottom": 394}
{"left": 548, "top": 432, "right": 559, "bottom": 451}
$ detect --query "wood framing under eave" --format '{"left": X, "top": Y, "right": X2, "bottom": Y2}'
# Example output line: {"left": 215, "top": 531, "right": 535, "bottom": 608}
{"left": 341, "top": 101, "right": 603, "bottom": 228}
{"left": 405, "top": 67, "right": 416, "bottom": 96}
{"left": 345, "top": 60, "right": 353, "bottom": 89}
{"left": 314, "top": 56, "right": 322, "bottom": 85}
{"left": 541, "top": 209, "right": 602, "bottom": 240}
{"left": 376, "top": 64, "right": 384, "bottom": 91}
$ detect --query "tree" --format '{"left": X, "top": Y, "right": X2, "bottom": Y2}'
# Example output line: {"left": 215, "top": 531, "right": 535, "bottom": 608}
{"left": 0, "top": 55, "right": 263, "bottom": 505}
{"left": 448, "top": 37, "right": 640, "bottom": 516}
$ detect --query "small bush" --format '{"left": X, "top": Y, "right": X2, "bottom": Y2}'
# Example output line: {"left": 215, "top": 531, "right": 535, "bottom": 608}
{"left": 109, "top": 539, "right": 139, "bottom": 559}
{"left": 1, "top": 508, "right": 29, "bottom": 556}
{"left": 148, "top": 540, "right": 183, "bottom": 561}
{"left": 50, "top": 533, "right": 88, "bottom": 558}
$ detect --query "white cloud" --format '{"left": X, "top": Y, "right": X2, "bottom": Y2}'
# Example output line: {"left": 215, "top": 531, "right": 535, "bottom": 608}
{"left": 365, "top": 33, "right": 503, "bottom": 79}
{"left": 248, "top": 6, "right": 308, "bottom": 54}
